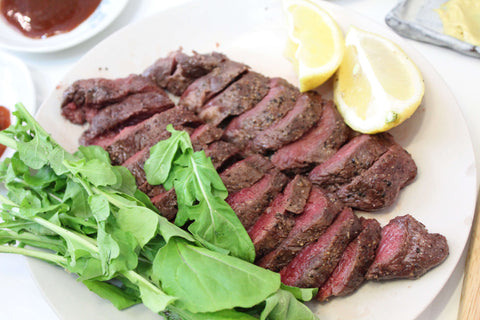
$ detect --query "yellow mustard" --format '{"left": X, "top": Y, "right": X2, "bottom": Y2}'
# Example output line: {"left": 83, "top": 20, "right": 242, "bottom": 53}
{"left": 436, "top": 0, "right": 480, "bottom": 46}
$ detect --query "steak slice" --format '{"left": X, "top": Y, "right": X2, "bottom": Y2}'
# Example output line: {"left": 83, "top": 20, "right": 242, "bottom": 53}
{"left": 248, "top": 175, "right": 311, "bottom": 259}
{"left": 271, "top": 100, "right": 351, "bottom": 172}
{"left": 308, "top": 133, "right": 394, "bottom": 191}
{"left": 204, "top": 141, "right": 239, "bottom": 170}
{"left": 150, "top": 188, "right": 178, "bottom": 221}
{"left": 366, "top": 215, "right": 449, "bottom": 281}
{"left": 317, "top": 217, "right": 381, "bottom": 301}
{"left": 223, "top": 77, "right": 300, "bottom": 149}
{"left": 80, "top": 92, "right": 175, "bottom": 145}
{"left": 179, "top": 60, "right": 249, "bottom": 112}
{"left": 226, "top": 169, "right": 288, "bottom": 230}
{"left": 190, "top": 124, "right": 224, "bottom": 151}
{"left": 220, "top": 154, "right": 274, "bottom": 194}
{"left": 257, "top": 186, "right": 343, "bottom": 272}
{"left": 199, "top": 71, "right": 271, "bottom": 126}
{"left": 252, "top": 91, "right": 323, "bottom": 153}
{"left": 282, "top": 175, "right": 312, "bottom": 214}
{"left": 61, "top": 74, "right": 161, "bottom": 124}
{"left": 280, "top": 207, "right": 362, "bottom": 288}
{"left": 336, "top": 144, "right": 417, "bottom": 211}
{"left": 123, "top": 147, "right": 151, "bottom": 188}
{"left": 143, "top": 50, "right": 227, "bottom": 96}
{"left": 101, "top": 108, "right": 200, "bottom": 165}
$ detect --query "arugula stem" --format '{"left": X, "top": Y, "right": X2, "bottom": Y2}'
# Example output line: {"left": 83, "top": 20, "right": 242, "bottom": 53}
{"left": 122, "top": 269, "right": 171, "bottom": 300}
{"left": 0, "top": 194, "right": 19, "bottom": 207}
{"left": 0, "top": 245, "right": 67, "bottom": 265}
{"left": 0, "top": 229, "right": 61, "bottom": 247}
{"left": 33, "top": 217, "right": 99, "bottom": 254}
{"left": 0, "top": 135, "right": 17, "bottom": 150}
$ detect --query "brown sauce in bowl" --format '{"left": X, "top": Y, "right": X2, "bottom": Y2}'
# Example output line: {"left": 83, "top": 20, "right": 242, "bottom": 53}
{"left": 0, "top": 0, "right": 101, "bottom": 39}
{"left": 0, "top": 106, "right": 11, "bottom": 157}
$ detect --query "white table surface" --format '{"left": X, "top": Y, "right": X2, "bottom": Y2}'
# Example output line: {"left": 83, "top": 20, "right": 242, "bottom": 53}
{"left": 0, "top": 0, "right": 478, "bottom": 319}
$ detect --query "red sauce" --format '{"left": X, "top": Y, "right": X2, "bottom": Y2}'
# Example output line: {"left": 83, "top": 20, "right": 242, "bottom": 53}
{"left": 0, "top": 106, "right": 11, "bottom": 157}
{"left": 0, "top": 0, "right": 101, "bottom": 39}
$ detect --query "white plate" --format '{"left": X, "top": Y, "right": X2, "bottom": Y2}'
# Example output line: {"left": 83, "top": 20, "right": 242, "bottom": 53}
{"left": 28, "top": 0, "right": 477, "bottom": 319}
{"left": 0, "top": 0, "right": 129, "bottom": 53}
{"left": 0, "top": 50, "right": 36, "bottom": 160}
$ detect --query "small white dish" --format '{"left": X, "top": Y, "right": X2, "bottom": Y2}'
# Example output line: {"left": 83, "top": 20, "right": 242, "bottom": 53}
{"left": 0, "top": 0, "right": 129, "bottom": 53}
{"left": 0, "top": 50, "right": 36, "bottom": 160}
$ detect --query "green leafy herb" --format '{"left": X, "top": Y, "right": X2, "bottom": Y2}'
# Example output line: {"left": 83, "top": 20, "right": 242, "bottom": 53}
{"left": 145, "top": 125, "right": 255, "bottom": 262}
{"left": 0, "top": 103, "right": 319, "bottom": 320}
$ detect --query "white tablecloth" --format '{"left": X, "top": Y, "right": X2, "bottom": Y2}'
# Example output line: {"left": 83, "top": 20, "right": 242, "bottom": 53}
{"left": 0, "top": 1, "right": 478, "bottom": 319}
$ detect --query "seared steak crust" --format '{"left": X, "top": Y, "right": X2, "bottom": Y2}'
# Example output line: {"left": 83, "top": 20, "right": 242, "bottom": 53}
{"left": 143, "top": 50, "right": 227, "bottom": 96}
{"left": 80, "top": 92, "right": 174, "bottom": 145}
{"left": 280, "top": 207, "right": 362, "bottom": 288}
{"left": 179, "top": 60, "right": 249, "bottom": 112}
{"left": 61, "top": 74, "right": 161, "bottom": 124}
{"left": 220, "top": 154, "right": 274, "bottom": 194}
{"left": 252, "top": 91, "right": 323, "bottom": 153}
{"left": 317, "top": 218, "right": 381, "bottom": 301}
{"left": 271, "top": 100, "right": 351, "bottom": 172}
{"left": 309, "top": 133, "right": 394, "bottom": 191}
{"left": 190, "top": 124, "right": 224, "bottom": 151}
{"left": 366, "top": 215, "right": 448, "bottom": 280}
{"left": 257, "top": 186, "right": 343, "bottom": 272}
{"left": 199, "top": 71, "right": 271, "bottom": 126}
{"left": 150, "top": 188, "right": 178, "bottom": 221}
{"left": 226, "top": 169, "right": 289, "bottom": 230}
{"left": 248, "top": 175, "right": 311, "bottom": 259}
{"left": 223, "top": 77, "right": 299, "bottom": 149}
{"left": 104, "top": 108, "right": 199, "bottom": 165}
{"left": 336, "top": 144, "right": 417, "bottom": 211}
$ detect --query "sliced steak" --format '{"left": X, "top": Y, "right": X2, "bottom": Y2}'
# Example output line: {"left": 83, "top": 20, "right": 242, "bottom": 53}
{"left": 150, "top": 188, "right": 178, "bottom": 221}
{"left": 226, "top": 169, "right": 288, "bottom": 230}
{"left": 223, "top": 78, "right": 300, "bottom": 149}
{"left": 308, "top": 133, "right": 394, "bottom": 191}
{"left": 280, "top": 207, "right": 362, "bottom": 288}
{"left": 179, "top": 60, "right": 249, "bottom": 112}
{"left": 199, "top": 71, "right": 270, "bottom": 126}
{"left": 248, "top": 193, "right": 295, "bottom": 259}
{"left": 204, "top": 141, "right": 239, "bottom": 170}
{"left": 252, "top": 91, "right": 323, "bottom": 153}
{"left": 80, "top": 92, "right": 175, "bottom": 145}
{"left": 257, "top": 186, "right": 343, "bottom": 272}
{"left": 366, "top": 215, "right": 449, "bottom": 280}
{"left": 220, "top": 154, "right": 274, "bottom": 194}
{"left": 248, "top": 175, "right": 311, "bottom": 259}
{"left": 282, "top": 175, "right": 312, "bottom": 214}
{"left": 271, "top": 100, "right": 351, "bottom": 172}
{"left": 138, "top": 181, "right": 166, "bottom": 198}
{"left": 143, "top": 50, "right": 227, "bottom": 96}
{"left": 123, "top": 147, "right": 151, "bottom": 188}
{"left": 190, "top": 124, "right": 224, "bottom": 151}
{"left": 100, "top": 108, "right": 199, "bottom": 165}
{"left": 61, "top": 74, "right": 161, "bottom": 124}
{"left": 335, "top": 144, "right": 417, "bottom": 211}
{"left": 317, "top": 217, "right": 381, "bottom": 301}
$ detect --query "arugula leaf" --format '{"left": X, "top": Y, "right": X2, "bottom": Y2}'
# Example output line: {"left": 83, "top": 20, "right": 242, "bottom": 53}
{"left": 145, "top": 125, "right": 255, "bottom": 262}
{"left": 152, "top": 238, "right": 280, "bottom": 313}
{"left": 82, "top": 279, "right": 140, "bottom": 310}
{"left": 164, "top": 305, "right": 258, "bottom": 320}
{"left": 260, "top": 289, "right": 318, "bottom": 320}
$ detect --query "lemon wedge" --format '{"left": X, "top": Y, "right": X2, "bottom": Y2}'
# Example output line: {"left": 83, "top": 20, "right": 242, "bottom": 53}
{"left": 334, "top": 27, "right": 425, "bottom": 134}
{"left": 283, "top": 0, "right": 345, "bottom": 92}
